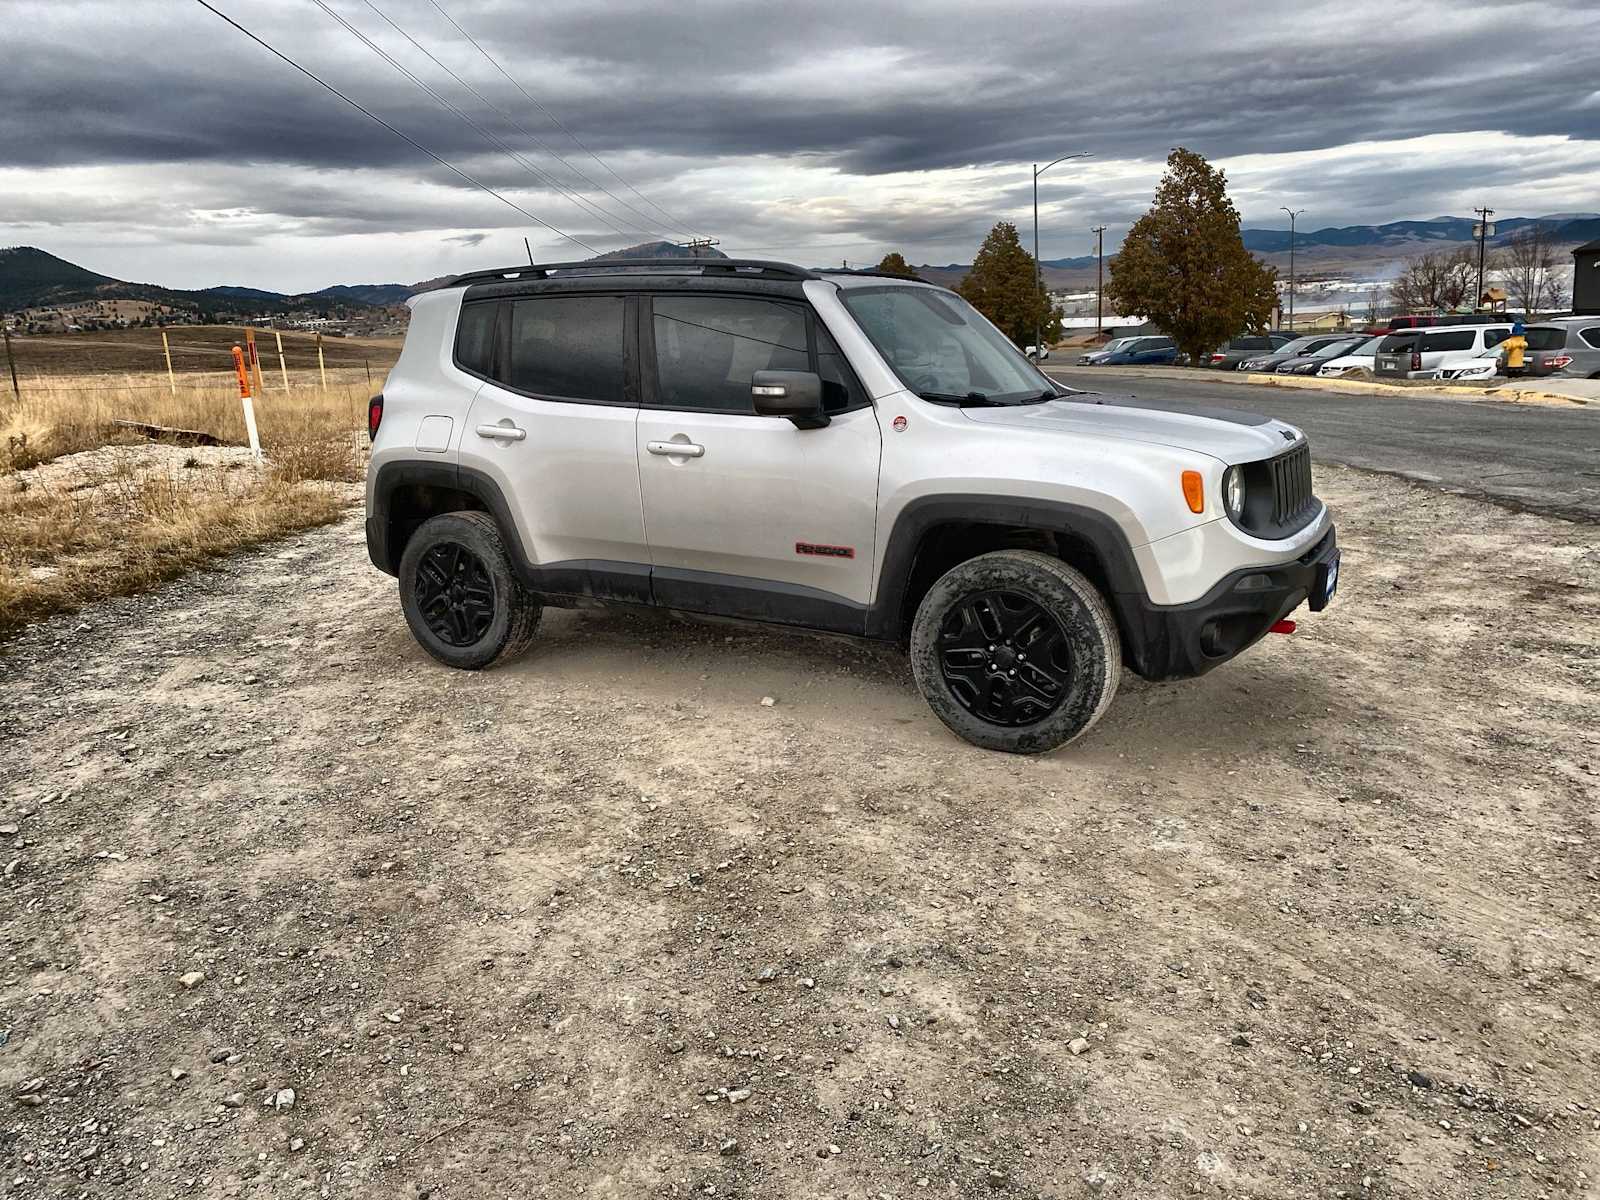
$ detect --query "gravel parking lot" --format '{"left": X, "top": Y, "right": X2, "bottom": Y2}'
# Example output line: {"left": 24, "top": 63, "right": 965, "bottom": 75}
{"left": 2, "top": 464, "right": 1598, "bottom": 1199}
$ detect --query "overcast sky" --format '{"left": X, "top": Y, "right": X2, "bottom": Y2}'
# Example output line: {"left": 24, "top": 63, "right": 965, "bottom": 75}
{"left": 3, "top": 0, "right": 1599, "bottom": 292}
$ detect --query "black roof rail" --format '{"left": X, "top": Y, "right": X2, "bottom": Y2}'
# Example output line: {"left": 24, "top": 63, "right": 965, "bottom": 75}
{"left": 448, "top": 258, "right": 817, "bottom": 289}
{"left": 815, "top": 267, "right": 932, "bottom": 283}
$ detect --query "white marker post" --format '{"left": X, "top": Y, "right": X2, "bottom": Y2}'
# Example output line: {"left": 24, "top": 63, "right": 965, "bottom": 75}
{"left": 231, "top": 344, "right": 263, "bottom": 463}
{"left": 274, "top": 329, "right": 291, "bottom": 394}
{"left": 315, "top": 332, "right": 328, "bottom": 395}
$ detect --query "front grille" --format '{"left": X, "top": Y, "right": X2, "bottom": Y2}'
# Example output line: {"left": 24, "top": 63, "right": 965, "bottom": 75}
{"left": 1269, "top": 444, "right": 1314, "bottom": 527}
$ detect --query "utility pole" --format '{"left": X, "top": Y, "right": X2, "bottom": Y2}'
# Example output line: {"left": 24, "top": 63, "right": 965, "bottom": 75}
{"left": 1473, "top": 206, "right": 1495, "bottom": 311}
{"left": 1091, "top": 225, "right": 1107, "bottom": 337}
{"left": 680, "top": 237, "right": 721, "bottom": 259}
{"left": 1280, "top": 207, "right": 1305, "bottom": 330}
{"left": 1032, "top": 153, "right": 1091, "bottom": 356}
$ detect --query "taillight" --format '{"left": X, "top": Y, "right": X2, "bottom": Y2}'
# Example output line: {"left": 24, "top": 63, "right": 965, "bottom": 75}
{"left": 1410, "top": 352, "right": 1422, "bottom": 371}
{"left": 367, "top": 394, "right": 384, "bottom": 441}
{"left": 1210, "top": 353, "right": 1225, "bottom": 362}
{"left": 1549, "top": 355, "right": 1572, "bottom": 370}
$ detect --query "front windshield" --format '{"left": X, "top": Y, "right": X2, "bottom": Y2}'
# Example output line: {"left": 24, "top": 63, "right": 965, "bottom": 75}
{"left": 1314, "top": 338, "right": 1364, "bottom": 358}
{"left": 1278, "top": 337, "right": 1321, "bottom": 355}
{"left": 841, "top": 285, "right": 1050, "bottom": 404}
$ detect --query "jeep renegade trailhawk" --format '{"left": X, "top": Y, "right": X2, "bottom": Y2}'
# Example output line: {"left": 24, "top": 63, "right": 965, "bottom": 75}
{"left": 365, "top": 258, "right": 1339, "bottom": 753}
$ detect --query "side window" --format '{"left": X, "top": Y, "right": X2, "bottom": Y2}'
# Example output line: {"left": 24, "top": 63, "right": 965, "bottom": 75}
{"left": 505, "top": 295, "right": 626, "bottom": 403}
{"left": 1581, "top": 328, "right": 1600, "bottom": 349}
{"left": 650, "top": 295, "right": 808, "bottom": 413}
{"left": 454, "top": 301, "right": 497, "bottom": 376}
{"left": 1483, "top": 328, "right": 1509, "bottom": 348}
{"left": 816, "top": 324, "right": 865, "bottom": 414}
{"left": 1422, "top": 330, "right": 1474, "bottom": 352}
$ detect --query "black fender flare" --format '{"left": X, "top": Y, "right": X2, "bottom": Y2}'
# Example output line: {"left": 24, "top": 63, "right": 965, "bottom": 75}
{"left": 865, "top": 494, "right": 1150, "bottom": 644}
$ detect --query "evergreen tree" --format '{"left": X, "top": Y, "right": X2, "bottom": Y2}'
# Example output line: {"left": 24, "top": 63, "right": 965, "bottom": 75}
{"left": 957, "top": 222, "right": 1058, "bottom": 347}
{"left": 874, "top": 252, "right": 919, "bottom": 279}
{"left": 1104, "top": 148, "right": 1278, "bottom": 364}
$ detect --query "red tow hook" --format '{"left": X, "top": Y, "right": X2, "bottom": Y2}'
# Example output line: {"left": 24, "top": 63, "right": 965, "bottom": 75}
{"left": 1269, "top": 619, "right": 1297, "bottom": 635}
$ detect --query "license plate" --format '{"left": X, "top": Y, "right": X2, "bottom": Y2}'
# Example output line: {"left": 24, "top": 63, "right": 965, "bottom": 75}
{"left": 1312, "top": 549, "right": 1340, "bottom": 611}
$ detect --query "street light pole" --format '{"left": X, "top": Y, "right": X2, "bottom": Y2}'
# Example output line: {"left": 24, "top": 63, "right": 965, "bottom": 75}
{"left": 1280, "top": 207, "right": 1305, "bottom": 330}
{"left": 1091, "top": 225, "right": 1107, "bottom": 337}
{"left": 1032, "top": 152, "right": 1091, "bottom": 358}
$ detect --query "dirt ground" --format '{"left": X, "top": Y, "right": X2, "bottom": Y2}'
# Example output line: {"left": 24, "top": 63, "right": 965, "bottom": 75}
{"left": 2, "top": 464, "right": 1598, "bottom": 1199}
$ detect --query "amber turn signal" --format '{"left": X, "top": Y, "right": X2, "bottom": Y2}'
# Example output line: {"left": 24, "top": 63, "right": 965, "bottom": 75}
{"left": 1181, "top": 470, "right": 1205, "bottom": 514}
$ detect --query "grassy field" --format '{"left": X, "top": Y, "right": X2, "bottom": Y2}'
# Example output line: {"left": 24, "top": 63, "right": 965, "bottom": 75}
{"left": 0, "top": 360, "right": 389, "bottom": 634}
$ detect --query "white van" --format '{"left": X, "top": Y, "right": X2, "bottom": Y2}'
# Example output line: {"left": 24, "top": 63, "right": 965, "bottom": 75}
{"left": 1373, "top": 324, "right": 1512, "bottom": 379}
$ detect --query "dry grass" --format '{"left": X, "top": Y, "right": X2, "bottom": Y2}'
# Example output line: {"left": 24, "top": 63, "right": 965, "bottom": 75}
{"left": 0, "top": 370, "right": 373, "bottom": 633}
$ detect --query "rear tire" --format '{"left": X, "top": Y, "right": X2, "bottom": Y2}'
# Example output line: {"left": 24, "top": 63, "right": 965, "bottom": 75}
{"left": 398, "top": 511, "right": 541, "bottom": 670}
{"left": 909, "top": 550, "right": 1121, "bottom": 754}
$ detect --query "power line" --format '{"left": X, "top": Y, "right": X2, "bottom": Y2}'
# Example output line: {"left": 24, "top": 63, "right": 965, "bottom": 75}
{"left": 190, "top": 0, "right": 598, "bottom": 254}
{"left": 426, "top": 0, "right": 700, "bottom": 240}
{"left": 307, "top": 0, "right": 647, "bottom": 246}
{"left": 356, "top": 0, "right": 675, "bottom": 245}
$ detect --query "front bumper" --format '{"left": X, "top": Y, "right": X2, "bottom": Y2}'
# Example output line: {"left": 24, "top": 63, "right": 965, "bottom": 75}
{"left": 1116, "top": 527, "right": 1339, "bottom": 681}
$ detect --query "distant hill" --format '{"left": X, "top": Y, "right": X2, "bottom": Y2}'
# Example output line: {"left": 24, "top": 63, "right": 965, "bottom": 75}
{"left": 586, "top": 240, "right": 728, "bottom": 262}
{"left": 0, "top": 246, "right": 416, "bottom": 316}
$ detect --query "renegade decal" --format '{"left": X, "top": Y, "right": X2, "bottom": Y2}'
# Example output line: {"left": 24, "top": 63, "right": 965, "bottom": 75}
{"left": 795, "top": 542, "right": 855, "bottom": 559}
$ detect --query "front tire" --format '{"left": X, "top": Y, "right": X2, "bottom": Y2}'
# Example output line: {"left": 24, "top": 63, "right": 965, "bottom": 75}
{"left": 398, "top": 511, "right": 541, "bottom": 670}
{"left": 909, "top": 550, "right": 1121, "bottom": 753}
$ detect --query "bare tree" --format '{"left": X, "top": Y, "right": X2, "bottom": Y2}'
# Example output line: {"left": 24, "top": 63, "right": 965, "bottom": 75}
{"left": 1499, "top": 224, "right": 1569, "bottom": 317}
{"left": 1389, "top": 248, "right": 1476, "bottom": 313}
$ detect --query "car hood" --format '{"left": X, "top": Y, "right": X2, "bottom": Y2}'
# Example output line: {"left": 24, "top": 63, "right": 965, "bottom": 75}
{"left": 962, "top": 393, "right": 1303, "bottom": 462}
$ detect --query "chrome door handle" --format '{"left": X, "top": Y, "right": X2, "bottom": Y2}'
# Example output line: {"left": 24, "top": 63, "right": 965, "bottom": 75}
{"left": 476, "top": 423, "right": 526, "bottom": 441}
{"left": 646, "top": 440, "right": 704, "bottom": 458}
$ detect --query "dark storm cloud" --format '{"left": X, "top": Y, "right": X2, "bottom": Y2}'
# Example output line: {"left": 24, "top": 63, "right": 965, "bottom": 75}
{"left": 4, "top": 0, "right": 1596, "bottom": 178}
{"left": 5, "top": 0, "right": 1600, "bottom": 285}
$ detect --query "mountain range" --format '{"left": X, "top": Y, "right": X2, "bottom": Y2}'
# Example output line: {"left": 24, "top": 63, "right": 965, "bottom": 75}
{"left": 4, "top": 215, "right": 1595, "bottom": 312}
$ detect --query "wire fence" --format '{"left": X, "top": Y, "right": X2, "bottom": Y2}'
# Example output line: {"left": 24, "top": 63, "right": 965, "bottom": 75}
{"left": 1, "top": 326, "right": 398, "bottom": 401}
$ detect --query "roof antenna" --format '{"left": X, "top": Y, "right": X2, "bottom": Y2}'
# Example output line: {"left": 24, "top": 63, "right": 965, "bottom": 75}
{"left": 523, "top": 236, "right": 534, "bottom": 266}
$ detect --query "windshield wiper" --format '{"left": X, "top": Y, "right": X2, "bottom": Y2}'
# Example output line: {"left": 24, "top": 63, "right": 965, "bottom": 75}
{"left": 918, "top": 390, "right": 1004, "bottom": 407}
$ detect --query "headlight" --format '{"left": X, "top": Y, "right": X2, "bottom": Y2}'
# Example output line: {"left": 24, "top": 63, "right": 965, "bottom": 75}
{"left": 1223, "top": 465, "right": 1245, "bottom": 518}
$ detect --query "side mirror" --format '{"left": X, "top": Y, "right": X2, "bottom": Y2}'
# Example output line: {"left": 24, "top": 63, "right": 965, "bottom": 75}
{"left": 751, "top": 370, "right": 828, "bottom": 428}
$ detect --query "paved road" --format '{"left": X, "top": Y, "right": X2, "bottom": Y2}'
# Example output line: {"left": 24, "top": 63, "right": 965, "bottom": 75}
{"left": 1045, "top": 366, "right": 1600, "bottom": 524}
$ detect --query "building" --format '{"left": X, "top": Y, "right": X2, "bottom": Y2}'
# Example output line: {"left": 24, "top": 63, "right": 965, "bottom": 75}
{"left": 1574, "top": 238, "right": 1600, "bottom": 315}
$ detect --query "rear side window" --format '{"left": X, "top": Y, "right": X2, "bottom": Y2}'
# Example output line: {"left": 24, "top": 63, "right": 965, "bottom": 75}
{"left": 1482, "top": 328, "right": 1510, "bottom": 348}
{"left": 1377, "top": 332, "right": 1420, "bottom": 352}
{"left": 507, "top": 295, "right": 626, "bottom": 402}
{"left": 1524, "top": 327, "right": 1568, "bottom": 351}
{"left": 650, "top": 295, "right": 809, "bottom": 413}
{"left": 454, "top": 301, "right": 497, "bottom": 376}
{"left": 1420, "top": 330, "right": 1474, "bottom": 352}
{"left": 1581, "top": 327, "right": 1600, "bottom": 349}
{"left": 1147, "top": 337, "right": 1174, "bottom": 350}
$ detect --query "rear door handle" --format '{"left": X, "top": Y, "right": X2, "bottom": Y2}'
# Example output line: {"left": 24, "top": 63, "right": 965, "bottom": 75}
{"left": 646, "top": 440, "right": 704, "bottom": 458}
{"left": 476, "top": 423, "right": 526, "bottom": 441}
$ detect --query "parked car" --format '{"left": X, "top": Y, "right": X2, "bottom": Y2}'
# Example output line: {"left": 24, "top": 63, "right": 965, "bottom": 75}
{"left": 1275, "top": 336, "right": 1369, "bottom": 375}
{"left": 366, "top": 256, "right": 1337, "bottom": 755}
{"left": 1519, "top": 319, "right": 1600, "bottom": 377}
{"left": 1318, "top": 332, "right": 1418, "bottom": 377}
{"left": 1099, "top": 335, "right": 1178, "bottom": 365}
{"left": 1373, "top": 324, "right": 1512, "bottom": 379}
{"left": 1428, "top": 349, "right": 1503, "bottom": 381}
{"left": 1076, "top": 336, "right": 1137, "bottom": 365}
{"left": 1207, "top": 333, "right": 1299, "bottom": 369}
{"left": 1239, "top": 335, "right": 1356, "bottom": 373}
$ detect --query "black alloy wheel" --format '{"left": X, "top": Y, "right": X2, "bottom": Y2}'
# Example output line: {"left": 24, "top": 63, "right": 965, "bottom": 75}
{"left": 937, "top": 589, "right": 1072, "bottom": 726}
{"left": 414, "top": 541, "right": 496, "bottom": 647}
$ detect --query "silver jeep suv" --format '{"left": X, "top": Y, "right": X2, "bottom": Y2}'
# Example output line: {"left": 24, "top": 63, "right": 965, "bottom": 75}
{"left": 365, "top": 258, "right": 1339, "bottom": 753}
